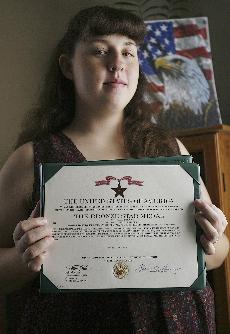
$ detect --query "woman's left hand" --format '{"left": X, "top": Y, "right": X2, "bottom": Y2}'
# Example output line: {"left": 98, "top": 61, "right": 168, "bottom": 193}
{"left": 194, "top": 199, "right": 228, "bottom": 255}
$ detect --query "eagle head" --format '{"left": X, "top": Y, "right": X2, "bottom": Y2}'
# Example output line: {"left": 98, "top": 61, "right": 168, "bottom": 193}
{"left": 154, "top": 55, "right": 210, "bottom": 114}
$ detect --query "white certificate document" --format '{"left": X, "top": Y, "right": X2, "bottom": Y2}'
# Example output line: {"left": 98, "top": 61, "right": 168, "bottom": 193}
{"left": 40, "top": 161, "right": 204, "bottom": 291}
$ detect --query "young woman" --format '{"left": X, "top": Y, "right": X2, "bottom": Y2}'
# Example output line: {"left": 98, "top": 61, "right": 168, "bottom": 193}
{"left": 0, "top": 6, "right": 228, "bottom": 334}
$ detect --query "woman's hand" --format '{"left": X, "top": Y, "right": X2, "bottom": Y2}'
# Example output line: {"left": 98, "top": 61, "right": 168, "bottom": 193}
{"left": 13, "top": 202, "right": 54, "bottom": 272}
{"left": 194, "top": 199, "right": 228, "bottom": 255}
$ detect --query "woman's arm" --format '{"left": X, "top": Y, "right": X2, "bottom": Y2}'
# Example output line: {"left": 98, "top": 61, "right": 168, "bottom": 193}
{"left": 0, "top": 143, "right": 53, "bottom": 293}
{"left": 176, "top": 139, "right": 229, "bottom": 270}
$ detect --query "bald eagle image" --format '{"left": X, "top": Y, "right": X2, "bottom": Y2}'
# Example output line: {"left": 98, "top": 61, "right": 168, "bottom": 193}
{"left": 143, "top": 54, "right": 218, "bottom": 129}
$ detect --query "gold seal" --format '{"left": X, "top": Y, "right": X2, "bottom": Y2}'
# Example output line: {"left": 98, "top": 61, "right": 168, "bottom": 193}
{"left": 113, "top": 261, "right": 129, "bottom": 279}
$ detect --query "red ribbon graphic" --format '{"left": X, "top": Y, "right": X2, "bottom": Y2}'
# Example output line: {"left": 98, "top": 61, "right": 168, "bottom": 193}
{"left": 95, "top": 176, "right": 143, "bottom": 186}
{"left": 121, "top": 176, "right": 143, "bottom": 186}
{"left": 95, "top": 176, "right": 117, "bottom": 186}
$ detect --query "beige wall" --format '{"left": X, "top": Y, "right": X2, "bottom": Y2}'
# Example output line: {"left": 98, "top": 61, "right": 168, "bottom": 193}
{"left": 0, "top": 1, "right": 60, "bottom": 166}
{"left": 0, "top": 0, "right": 97, "bottom": 166}
{"left": 1, "top": 0, "right": 230, "bottom": 167}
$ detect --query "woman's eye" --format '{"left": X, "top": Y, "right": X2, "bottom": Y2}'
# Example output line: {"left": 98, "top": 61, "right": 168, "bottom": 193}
{"left": 94, "top": 49, "right": 108, "bottom": 56}
{"left": 123, "top": 51, "right": 135, "bottom": 57}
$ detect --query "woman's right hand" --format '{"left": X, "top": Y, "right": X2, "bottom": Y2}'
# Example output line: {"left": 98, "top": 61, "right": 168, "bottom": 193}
{"left": 13, "top": 202, "right": 54, "bottom": 272}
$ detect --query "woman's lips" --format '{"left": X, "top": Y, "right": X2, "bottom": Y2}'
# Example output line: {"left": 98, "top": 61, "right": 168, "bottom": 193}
{"left": 103, "top": 79, "right": 127, "bottom": 87}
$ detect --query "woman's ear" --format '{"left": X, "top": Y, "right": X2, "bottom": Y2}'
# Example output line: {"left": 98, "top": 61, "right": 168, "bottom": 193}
{"left": 59, "top": 54, "right": 73, "bottom": 80}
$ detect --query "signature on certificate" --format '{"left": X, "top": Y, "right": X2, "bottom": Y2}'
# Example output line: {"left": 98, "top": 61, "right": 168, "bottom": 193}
{"left": 135, "top": 263, "right": 181, "bottom": 275}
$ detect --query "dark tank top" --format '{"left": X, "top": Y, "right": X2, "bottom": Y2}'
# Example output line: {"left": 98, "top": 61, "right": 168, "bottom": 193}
{"left": 7, "top": 132, "right": 216, "bottom": 334}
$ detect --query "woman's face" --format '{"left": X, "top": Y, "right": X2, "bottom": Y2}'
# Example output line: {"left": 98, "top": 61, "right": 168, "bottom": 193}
{"left": 70, "top": 34, "right": 140, "bottom": 113}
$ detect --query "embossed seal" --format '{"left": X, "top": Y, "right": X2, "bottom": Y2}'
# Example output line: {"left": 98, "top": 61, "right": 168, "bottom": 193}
{"left": 113, "top": 261, "right": 129, "bottom": 279}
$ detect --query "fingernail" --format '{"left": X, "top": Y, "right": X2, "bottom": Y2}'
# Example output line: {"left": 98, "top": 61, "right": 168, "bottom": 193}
{"left": 37, "top": 218, "right": 46, "bottom": 224}
{"left": 195, "top": 199, "right": 201, "bottom": 203}
{"left": 194, "top": 199, "right": 202, "bottom": 206}
{"left": 213, "top": 237, "right": 219, "bottom": 244}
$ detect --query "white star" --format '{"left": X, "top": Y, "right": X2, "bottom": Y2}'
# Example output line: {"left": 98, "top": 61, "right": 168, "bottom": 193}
{"left": 147, "top": 44, "right": 152, "bottom": 51}
{"left": 164, "top": 38, "right": 170, "bottom": 45}
{"left": 142, "top": 50, "right": 149, "bottom": 59}
{"left": 146, "top": 25, "right": 152, "bottom": 31}
{"left": 161, "top": 44, "right": 166, "bottom": 50}
{"left": 167, "top": 51, "right": 173, "bottom": 56}
{"left": 160, "top": 24, "right": 168, "bottom": 32}
{"left": 150, "top": 37, "right": 157, "bottom": 44}
{"left": 139, "top": 59, "right": 143, "bottom": 65}
{"left": 156, "top": 49, "right": 162, "bottom": 56}
{"left": 154, "top": 29, "right": 161, "bottom": 37}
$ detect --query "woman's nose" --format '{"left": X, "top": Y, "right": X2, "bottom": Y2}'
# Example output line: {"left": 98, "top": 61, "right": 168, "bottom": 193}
{"left": 108, "top": 64, "right": 124, "bottom": 72}
{"left": 107, "top": 54, "right": 124, "bottom": 73}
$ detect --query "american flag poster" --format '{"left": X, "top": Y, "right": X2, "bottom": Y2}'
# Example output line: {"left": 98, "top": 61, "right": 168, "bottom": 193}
{"left": 138, "top": 17, "right": 222, "bottom": 130}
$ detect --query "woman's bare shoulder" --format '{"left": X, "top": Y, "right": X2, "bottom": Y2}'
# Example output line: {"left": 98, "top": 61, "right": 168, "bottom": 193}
{"left": 176, "top": 138, "right": 190, "bottom": 155}
{"left": 0, "top": 142, "right": 34, "bottom": 187}
{"left": 0, "top": 142, "right": 34, "bottom": 247}
{"left": 3, "top": 142, "right": 33, "bottom": 165}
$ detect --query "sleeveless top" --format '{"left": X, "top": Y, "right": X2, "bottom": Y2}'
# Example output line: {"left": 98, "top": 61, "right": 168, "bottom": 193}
{"left": 7, "top": 132, "right": 216, "bottom": 334}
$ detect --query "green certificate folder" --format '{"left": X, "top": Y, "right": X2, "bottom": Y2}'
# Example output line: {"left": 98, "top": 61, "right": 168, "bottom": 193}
{"left": 40, "top": 155, "right": 205, "bottom": 293}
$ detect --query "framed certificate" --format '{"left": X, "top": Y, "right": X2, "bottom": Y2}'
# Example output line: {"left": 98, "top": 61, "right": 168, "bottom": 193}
{"left": 40, "top": 156, "right": 205, "bottom": 292}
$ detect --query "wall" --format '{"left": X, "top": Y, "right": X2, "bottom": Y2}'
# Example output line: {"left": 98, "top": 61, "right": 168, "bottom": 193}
{"left": 190, "top": 0, "right": 230, "bottom": 125}
{"left": 0, "top": 0, "right": 229, "bottom": 166}
{"left": 0, "top": 0, "right": 85, "bottom": 166}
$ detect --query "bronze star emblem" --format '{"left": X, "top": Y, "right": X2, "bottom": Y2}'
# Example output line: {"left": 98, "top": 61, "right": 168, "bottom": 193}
{"left": 111, "top": 179, "right": 127, "bottom": 198}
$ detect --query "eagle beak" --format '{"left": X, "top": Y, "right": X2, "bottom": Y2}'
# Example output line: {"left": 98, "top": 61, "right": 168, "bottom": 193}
{"left": 155, "top": 57, "right": 171, "bottom": 70}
